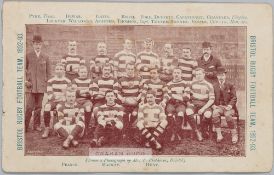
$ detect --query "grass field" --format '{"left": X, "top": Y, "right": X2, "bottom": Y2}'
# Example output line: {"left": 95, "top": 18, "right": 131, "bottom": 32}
{"left": 25, "top": 120, "right": 245, "bottom": 156}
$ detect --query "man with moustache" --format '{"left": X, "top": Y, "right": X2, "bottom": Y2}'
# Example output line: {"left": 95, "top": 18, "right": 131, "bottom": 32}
{"left": 197, "top": 42, "right": 222, "bottom": 84}
{"left": 61, "top": 41, "right": 85, "bottom": 81}
{"left": 25, "top": 35, "right": 50, "bottom": 132}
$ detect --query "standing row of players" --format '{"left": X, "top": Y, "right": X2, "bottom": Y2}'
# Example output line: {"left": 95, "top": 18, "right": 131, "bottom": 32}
{"left": 26, "top": 36, "right": 238, "bottom": 150}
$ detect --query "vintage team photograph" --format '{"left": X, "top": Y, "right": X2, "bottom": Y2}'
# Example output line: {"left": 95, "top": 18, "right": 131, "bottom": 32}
{"left": 25, "top": 25, "right": 246, "bottom": 156}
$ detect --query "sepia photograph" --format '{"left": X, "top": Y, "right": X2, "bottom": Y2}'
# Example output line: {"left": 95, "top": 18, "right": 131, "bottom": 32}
{"left": 24, "top": 25, "right": 246, "bottom": 156}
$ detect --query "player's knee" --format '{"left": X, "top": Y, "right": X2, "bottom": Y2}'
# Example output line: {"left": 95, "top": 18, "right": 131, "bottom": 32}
{"left": 177, "top": 111, "right": 184, "bottom": 117}
{"left": 132, "top": 111, "right": 138, "bottom": 117}
{"left": 204, "top": 111, "right": 212, "bottom": 118}
{"left": 136, "top": 121, "right": 144, "bottom": 130}
{"left": 44, "top": 104, "right": 51, "bottom": 111}
{"left": 186, "top": 108, "right": 194, "bottom": 116}
{"left": 224, "top": 110, "right": 233, "bottom": 117}
{"left": 85, "top": 106, "right": 91, "bottom": 112}
{"left": 160, "top": 120, "right": 168, "bottom": 128}
{"left": 115, "top": 121, "right": 123, "bottom": 130}
{"left": 54, "top": 122, "right": 62, "bottom": 131}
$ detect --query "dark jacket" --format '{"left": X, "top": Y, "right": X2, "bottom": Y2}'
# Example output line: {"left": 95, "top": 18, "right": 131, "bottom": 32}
{"left": 213, "top": 81, "right": 237, "bottom": 108}
{"left": 26, "top": 51, "right": 50, "bottom": 93}
{"left": 197, "top": 55, "right": 222, "bottom": 83}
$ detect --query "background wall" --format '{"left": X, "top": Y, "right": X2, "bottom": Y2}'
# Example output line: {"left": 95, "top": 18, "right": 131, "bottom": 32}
{"left": 26, "top": 25, "right": 246, "bottom": 118}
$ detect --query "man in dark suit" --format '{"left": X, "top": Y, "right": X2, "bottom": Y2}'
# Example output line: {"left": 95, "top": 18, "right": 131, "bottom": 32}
{"left": 197, "top": 42, "right": 222, "bottom": 84}
{"left": 25, "top": 35, "right": 50, "bottom": 132}
{"left": 212, "top": 67, "right": 238, "bottom": 144}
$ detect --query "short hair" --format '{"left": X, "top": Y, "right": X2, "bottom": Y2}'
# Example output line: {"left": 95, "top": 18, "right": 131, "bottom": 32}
{"left": 65, "top": 86, "right": 77, "bottom": 95}
{"left": 146, "top": 89, "right": 156, "bottom": 97}
{"left": 126, "top": 61, "right": 135, "bottom": 68}
{"left": 144, "top": 38, "right": 154, "bottom": 45}
{"left": 55, "top": 62, "right": 65, "bottom": 69}
{"left": 78, "top": 65, "right": 88, "bottom": 72}
{"left": 182, "top": 47, "right": 191, "bottom": 51}
{"left": 124, "top": 39, "right": 132, "bottom": 43}
{"left": 102, "top": 62, "right": 113, "bottom": 72}
{"left": 195, "top": 67, "right": 205, "bottom": 73}
{"left": 97, "top": 42, "right": 107, "bottom": 47}
{"left": 68, "top": 41, "right": 77, "bottom": 44}
{"left": 105, "top": 90, "right": 115, "bottom": 96}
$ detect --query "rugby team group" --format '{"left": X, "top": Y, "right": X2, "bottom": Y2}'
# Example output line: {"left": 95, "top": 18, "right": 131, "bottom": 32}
{"left": 25, "top": 35, "right": 238, "bottom": 150}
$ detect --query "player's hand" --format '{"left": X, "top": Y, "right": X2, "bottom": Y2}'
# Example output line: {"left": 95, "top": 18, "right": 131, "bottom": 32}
{"left": 212, "top": 105, "right": 217, "bottom": 110}
{"left": 225, "top": 105, "right": 232, "bottom": 111}
{"left": 160, "top": 101, "right": 166, "bottom": 108}
{"left": 198, "top": 108, "right": 205, "bottom": 115}
{"left": 121, "top": 97, "right": 126, "bottom": 103}
{"left": 25, "top": 81, "right": 32, "bottom": 88}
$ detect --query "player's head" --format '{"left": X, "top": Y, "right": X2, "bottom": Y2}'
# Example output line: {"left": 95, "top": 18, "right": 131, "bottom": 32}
{"left": 78, "top": 65, "right": 88, "bottom": 79}
{"left": 216, "top": 67, "right": 227, "bottom": 82}
{"left": 105, "top": 90, "right": 116, "bottom": 105}
{"left": 172, "top": 67, "right": 182, "bottom": 81}
{"left": 150, "top": 67, "right": 159, "bottom": 80}
{"left": 123, "top": 39, "right": 133, "bottom": 51}
{"left": 55, "top": 63, "right": 65, "bottom": 78}
{"left": 202, "top": 42, "right": 212, "bottom": 57}
{"left": 65, "top": 86, "right": 77, "bottom": 104}
{"left": 182, "top": 47, "right": 192, "bottom": 59}
{"left": 143, "top": 38, "right": 154, "bottom": 51}
{"left": 68, "top": 41, "right": 77, "bottom": 55}
{"left": 32, "top": 35, "right": 43, "bottom": 53}
{"left": 146, "top": 90, "right": 156, "bottom": 105}
{"left": 97, "top": 42, "right": 107, "bottom": 55}
{"left": 164, "top": 43, "right": 173, "bottom": 56}
{"left": 195, "top": 67, "right": 205, "bottom": 81}
{"left": 102, "top": 63, "right": 112, "bottom": 78}
{"left": 126, "top": 62, "right": 135, "bottom": 77}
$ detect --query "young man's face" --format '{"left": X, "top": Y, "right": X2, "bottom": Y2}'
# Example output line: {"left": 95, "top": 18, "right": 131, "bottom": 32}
{"left": 126, "top": 64, "right": 135, "bottom": 77}
{"left": 68, "top": 41, "right": 77, "bottom": 54}
{"left": 78, "top": 68, "right": 88, "bottom": 79}
{"left": 150, "top": 69, "right": 159, "bottom": 80}
{"left": 146, "top": 93, "right": 156, "bottom": 105}
{"left": 124, "top": 40, "right": 133, "bottom": 50}
{"left": 195, "top": 70, "right": 205, "bottom": 81}
{"left": 55, "top": 66, "right": 65, "bottom": 78}
{"left": 33, "top": 42, "right": 42, "bottom": 53}
{"left": 182, "top": 48, "right": 191, "bottom": 59}
{"left": 66, "top": 92, "right": 76, "bottom": 104}
{"left": 102, "top": 66, "right": 111, "bottom": 78}
{"left": 202, "top": 47, "right": 212, "bottom": 57}
{"left": 164, "top": 44, "right": 173, "bottom": 56}
{"left": 144, "top": 41, "right": 153, "bottom": 51}
{"left": 97, "top": 43, "right": 107, "bottom": 55}
{"left": 172, "top": 69, "right": 182, "bottom": 81}
{"left": 217, "top": 73, "right": 226, "bottom": 82}
{"left": 105, "top": 92, "right": 115, "bottom": 104}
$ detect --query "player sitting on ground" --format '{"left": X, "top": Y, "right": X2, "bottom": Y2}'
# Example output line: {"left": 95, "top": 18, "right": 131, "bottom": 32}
{"left": 71, "top": 65, "right": 93, "bottom": 137}
{"left": 53, "top": 87, "right": 85, "bottom": 149}
{"left": 90, "top": 90, "right": 124, "bottom": 147}
{"left": 42, "top": 63, "right": 71, "bottom": 139}
{"left": 212, "top": 67, "right": 238, "bottom": 144}
{"left": 141, "top": 67, "right": 167, "bottom": 108}
{"left": 186, "top": 67, "right": 215, "bottom": 141}
{"left": 117, "top": 62, "right": 142, "bottom": 139}
{"left": 165, "top": 68, "right": 191, "bottom": 142}
{"left": 136, "top": 90, "right": 168, "bottom": 150}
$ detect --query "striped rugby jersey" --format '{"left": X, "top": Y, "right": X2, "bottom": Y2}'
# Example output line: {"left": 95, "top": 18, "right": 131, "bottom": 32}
{"left": 118, "top": 76, "right": 142, "bottom": 98}
{"left": 136, "top": 51, "right": 160, "bottom": 81}
{"left": 142, "top": 79, "right": 167, "bottom": 103}
{"left": 91, "top": 76, "right": 119, "bottom": 99}
{"left": 61, "top": 54, "right": 85, "bottom": 75}
{"left": 166, "top": 80, "right": 191, "bottom": 102}
{"left": 97, "top": 103, "right": 124, "bottom": 124}
{"left": 57, "top": 102, "right": 85, "bottom": 126}
{"left": 190, "top": 79, "right": 215, "bottom": 104}
{"left": 177, "top": 57, "right": 198, "bottom": 82}
{"left": 138, "top": 103, "right": 166, "bottom": 126}
{"left": 90, "top": 55, "right": 113, "bottom": 77}
{"left": 47, "top": 76, "right": 71, "bottom": 101}
{"left": 159, "top": 55, "right": 178, "bottom": 82}
{"left": 113, "top": 50, "right": 136, "bottom": 78}
{"left": 71, "top": 78, "right": 92, "bottom": 99}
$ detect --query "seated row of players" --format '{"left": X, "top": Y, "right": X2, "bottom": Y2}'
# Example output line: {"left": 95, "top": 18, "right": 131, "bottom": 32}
{"left": 42, "top": 60, "right": 238, "bottom": 150}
